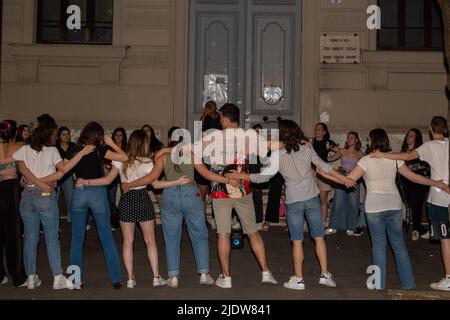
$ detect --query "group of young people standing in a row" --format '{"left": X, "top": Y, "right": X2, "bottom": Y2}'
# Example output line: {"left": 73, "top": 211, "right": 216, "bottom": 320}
{"left": 0, "top": 109, "right": 449, "bottom": 292}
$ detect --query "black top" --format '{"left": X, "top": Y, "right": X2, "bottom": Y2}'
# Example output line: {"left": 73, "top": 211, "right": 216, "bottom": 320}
{"left": 57, "top": 142, "right": 76, "bottom": 185}
{"left": 313, "top": 139, "right": 329, "bottom": 162}
{"left": 202, "top": 115, "right": 222, "bottom": 132}
{"left": 66, "top": 145, "right": 108, "bottom": 180}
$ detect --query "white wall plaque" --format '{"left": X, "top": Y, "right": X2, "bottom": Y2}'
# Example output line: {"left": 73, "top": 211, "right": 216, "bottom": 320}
{"left": 320, "top": 34, "right": 360, "bottom": 64}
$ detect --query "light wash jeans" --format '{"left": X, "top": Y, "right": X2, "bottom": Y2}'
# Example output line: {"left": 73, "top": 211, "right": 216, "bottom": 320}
{"left": 70, "top": 186, "right": 122, "bottom": 283}
{"left": 330, "top": 184, "right": 360, "bottom": 231}
{"left": 20, "top": 192, "right": 63, "bottom": 277}
{"left": 366, "top": 209, "right": 415, "bottom": 290}
{"left": 161, "top": 184, "right": 209, "bottom": 277}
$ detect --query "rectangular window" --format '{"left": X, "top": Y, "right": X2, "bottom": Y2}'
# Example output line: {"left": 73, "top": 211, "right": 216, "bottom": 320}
{"left": 37, "top": 0, "right": 113, "bottom": 44}
{"left": 378, "top": 0, "right": 444, "bottom": 50}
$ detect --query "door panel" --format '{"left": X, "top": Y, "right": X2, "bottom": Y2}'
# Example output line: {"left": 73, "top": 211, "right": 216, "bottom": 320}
{"left": 188, "top": 0, "right": 301, "bottom": 131}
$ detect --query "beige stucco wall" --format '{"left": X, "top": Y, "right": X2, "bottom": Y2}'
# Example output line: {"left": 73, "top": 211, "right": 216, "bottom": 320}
{"left": 1, "top": 0, "right": 188, "bottom": 141}
{"left": 0, "top": 0, "right": 448, "bottom": 141}
{"left": 309, "top": 0, "right": 448, "bottom": 138}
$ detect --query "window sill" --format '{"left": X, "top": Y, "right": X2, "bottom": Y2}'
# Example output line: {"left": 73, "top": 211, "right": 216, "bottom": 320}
{"left": 362, "top": 50, "right": 445, "bottom": 64}
{"left": 8, "top": 44, "right": 129, "bottom": 84}
{"left": 9, "top": 43, "right": 128, "bottom": 59}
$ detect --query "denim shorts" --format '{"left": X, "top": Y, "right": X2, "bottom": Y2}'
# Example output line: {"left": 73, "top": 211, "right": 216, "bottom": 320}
{"left": 427, "top": 203, "right": 449, "bottom": 223}
{"left": 286, "top": 196, "right": 325, "bottom": 241}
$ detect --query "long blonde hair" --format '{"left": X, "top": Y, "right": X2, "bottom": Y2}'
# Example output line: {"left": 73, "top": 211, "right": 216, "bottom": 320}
{"left": 200, "top": 100, "right": 217, "bottom": 122}
{"left": 122, "top": 130, "right": 151, "bottom": 180}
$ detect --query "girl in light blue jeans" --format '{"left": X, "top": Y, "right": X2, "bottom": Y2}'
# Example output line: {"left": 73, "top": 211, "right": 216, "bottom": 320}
{"left": 321, "top": 128, "right": 447, "bottom": 289}
{"left": 1, "top": 123, "right": 94, "bottom": 290}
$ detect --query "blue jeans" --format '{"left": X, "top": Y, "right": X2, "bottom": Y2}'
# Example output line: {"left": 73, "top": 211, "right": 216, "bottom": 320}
{"left": 161, "top": 184, "right": 209, "bottom": 277}
{"left": 70, "top": 186, "right": 122, "bottom": 283}
{"left": 366, "top": 210, "right": 415, "bottom": 290}
{"left": 286, "top": 196, "right": 325, "bottom": 241}
{"left": 20, "top": 192, "right": 63, "bottom": 277}
{"left": 330, "top": 184, "right": 360, "bottom": 231}
{"left": 58, "top": 177, "right": 74, "bottom": 222}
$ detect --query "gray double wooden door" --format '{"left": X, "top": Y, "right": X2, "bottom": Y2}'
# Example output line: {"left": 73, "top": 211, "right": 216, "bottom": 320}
{"left": 188, "top": 0, "right": 301, "bottom": 131}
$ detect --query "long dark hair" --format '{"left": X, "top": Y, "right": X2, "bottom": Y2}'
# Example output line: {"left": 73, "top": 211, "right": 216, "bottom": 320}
{"left": 315, "top": 122, "right": 331, "bottom": 142}
{"left": 279, "top": 120, "right": 306, "bottom": 154}
{"left": 30, "top": 124, "right": 57, "bottom": 152}
{"left": 15, "top": 125, "right": 30, "bottom": 144}
{"left": 142, "top": 124, "right": 163, "bottom": 154}
{"left": 0, "top": 120, "right": 17, "bottom": 143}
{"left": 168, "top": 126, "right": 183, "bottom": 148}
{"left": 56, "top": 126, "right": 71, "bottom": 147}
{"left": 112, "top": 127, "right": 127, "bottom": 151}
{"left": 367, "top": 128, "right": 391, "bottom": 153}
{"left": 77, "top": 122, "right": 104, "bottom": 148}
{"left": 401, "top": 128, "right": 423, "bottom": 152}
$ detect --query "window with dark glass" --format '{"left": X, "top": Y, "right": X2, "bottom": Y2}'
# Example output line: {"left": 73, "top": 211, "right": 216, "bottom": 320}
{"left": 37, "top": 0, "right": 113, "bottom": 44}
{"left": 378, "top": 0, "right": 444, "bottom": 50}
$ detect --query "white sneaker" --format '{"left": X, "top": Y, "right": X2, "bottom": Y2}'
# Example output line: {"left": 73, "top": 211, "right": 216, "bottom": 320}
{"left": 210, "top": 218, "right": 216, "bottom": 230}
{"left": 319, "top": 272, "right": 337, "bottom": 288}
{"left": 27, "top": 275, "right": 42, "bottom": 290}
{"left": 215, "top": 274, "right": 232, "bottom": 289}
{"left": 127, "top": 278, "right": 136, "bottom": 289}
{"left": 325, "top": 228, "right": 337, "bottom": 235}
{"left": 0, "top": 276, "right": 8, "bottom": 285}
{"left": 411, "top": 230, "right": 420, "bottom": 241}
{"left": 430, "top": 277, "right": 450, "bottom": 291}
{"left": 199, "top": 273, "right": 214, "bottom": 285}
{"left": 53, "top": 275, "right": 75, "bottom": 290}
{"left": 421, "top": 231, "right": 430, "bottom": 240}
{"left": 166, "top": 276, "right": 178, "bottom": 288}
{"left": 283, "top": 276, "right": 305, "bottom": 290}
{"left": 153, "top": 276, "right": 167, "bottom": 287}
{"left": 346, "top": 230, "right": 354, "bottom": 236}
{"left": 261, "top": 271, "right": 278, "bottom": 284}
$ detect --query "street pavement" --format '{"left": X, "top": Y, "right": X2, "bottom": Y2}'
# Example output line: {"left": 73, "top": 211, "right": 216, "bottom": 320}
{"left": 0, "top": 221, "right": 449, "bottom": 301}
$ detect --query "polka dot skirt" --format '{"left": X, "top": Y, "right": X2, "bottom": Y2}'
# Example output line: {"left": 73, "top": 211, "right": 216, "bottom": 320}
{"left": 118, "top": 188, "right": 155, "bottom": 223}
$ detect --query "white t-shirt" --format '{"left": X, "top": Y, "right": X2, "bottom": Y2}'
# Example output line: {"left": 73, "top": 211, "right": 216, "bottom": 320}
{"left": 416, "top": 139, "right": 450, "bottom": 208}
{"left": 13, "top": 145, "right": 62, "bottom": 178}
{"left": 357, "top": 156, "right": 404, "bottom": 213}
{"left": 112, "top": 158, "right": 154, "bottom": 190}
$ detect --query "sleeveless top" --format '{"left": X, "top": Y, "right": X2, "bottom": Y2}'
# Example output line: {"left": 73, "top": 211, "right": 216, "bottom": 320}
{"left": 164, "top": 153, "right": 195, "bottom": 182}
{"left": 341, "top": 156, "right": 359, "bottom": 172}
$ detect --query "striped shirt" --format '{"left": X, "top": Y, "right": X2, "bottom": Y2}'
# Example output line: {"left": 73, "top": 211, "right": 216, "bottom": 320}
{"left": 250, "top": 144, "right": 333, "bottom": 204}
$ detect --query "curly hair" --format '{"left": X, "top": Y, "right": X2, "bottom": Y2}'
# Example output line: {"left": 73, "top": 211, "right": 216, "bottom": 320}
{"left": 278, "top": 119, "right": 306, "bottom": 154}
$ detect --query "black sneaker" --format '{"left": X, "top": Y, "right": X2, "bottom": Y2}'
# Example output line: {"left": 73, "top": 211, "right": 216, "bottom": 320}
{"left": 353, "top": 227, "right": 364, "bottom": 236}
{"left": 112, "top": 282, "right": 122, "bottom": 289}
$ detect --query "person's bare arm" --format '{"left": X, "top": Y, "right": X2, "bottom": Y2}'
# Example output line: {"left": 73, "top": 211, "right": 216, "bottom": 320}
{"left": 121, "top": 156, "right": 165, "bottom": 192}
{"left": 328, "top": 149, "right": 343, "bottom": 162}
{"left": 194, "top": 163, "right": 240, "bottom": 187}
{"left": 104, "top": 135, "right": 128, "bottom": 162}
{"left": 152, "top": 176, "right": 191, "bottom": 189}
{"left": 75, "top": 167, "right": 119, "bottom": 188}
{"left": 18, "top": 162, "right": 52, "bottom": 193}
{"left": 56, "top": 145, "right": 96, "bottom": 174}
{"left": 316, "top": 167, "right": 356, "bottom": 189}
{"left": 399, "top": 164, "right": 449, "bottom": 192}
{"left": 371, "top": 150, "right": 420, "bottom": 161}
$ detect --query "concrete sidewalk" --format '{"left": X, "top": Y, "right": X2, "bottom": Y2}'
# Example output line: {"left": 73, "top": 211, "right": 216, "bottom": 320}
{"left": 0, "top": 221, "right": 449, "bottom": 300}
